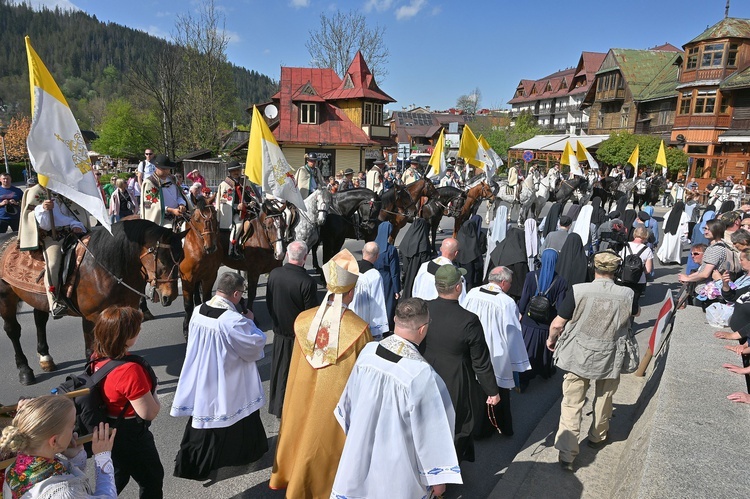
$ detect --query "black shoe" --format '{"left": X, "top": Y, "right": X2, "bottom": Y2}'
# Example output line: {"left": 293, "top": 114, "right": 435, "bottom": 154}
{"left": 229, "top": 248, "right": 243, "bottom": 260}
{"left": 587, "top": 438, "right": 607, "bottom": 450}
{"left": 559, "top": 458, "right": 574, "bottom": 471}
{"left": 52, "top": 302, "right": 68, "bottom": 320}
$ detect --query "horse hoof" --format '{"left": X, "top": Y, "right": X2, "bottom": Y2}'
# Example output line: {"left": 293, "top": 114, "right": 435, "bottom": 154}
{"left": 39, "top": 355, "right": 57, "bottom": 373}
{"left": 142, "top": 310, "right": 155, "bottom": 322}
{"left": 19, "top": 369, "right": 36, "bottom": 386}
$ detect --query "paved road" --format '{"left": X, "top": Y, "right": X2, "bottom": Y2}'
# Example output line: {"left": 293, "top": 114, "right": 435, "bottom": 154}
{"left": 0, "top": 201, "right": 675, "bottom": 498}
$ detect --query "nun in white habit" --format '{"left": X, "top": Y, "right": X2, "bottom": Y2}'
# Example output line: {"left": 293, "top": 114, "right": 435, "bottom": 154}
{"left": 656, "top": 201, "right": 688, "bottom": 264}
{"left": 484, "top": 205, "right": 508, "bottom": 279}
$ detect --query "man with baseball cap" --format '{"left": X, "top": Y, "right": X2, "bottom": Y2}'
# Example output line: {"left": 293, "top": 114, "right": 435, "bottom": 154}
{"left": 546, "top": 250, "right": 639, "bottom": 470}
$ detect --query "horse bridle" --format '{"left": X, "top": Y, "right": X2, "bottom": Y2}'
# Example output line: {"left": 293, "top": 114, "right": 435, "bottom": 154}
{"left": 139, "top": 240, "right": 181, "bottom": 288}
{"left": 186, "top": 207, "right": 216, "bottom": 253}
{"left": 261, "top": 213, "right": 285, "bottom": 248}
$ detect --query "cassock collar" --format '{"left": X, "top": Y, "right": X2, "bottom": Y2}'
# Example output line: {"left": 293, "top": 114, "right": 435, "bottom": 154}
{"left": 434, "top": 296, "right": 460, "bottom": 305}
{"left": 479, "top": 283, "right": 503, "bottom": 296}
{"left": 378, "top": 335, "right": 424, "bottom": 362}
{"left": 358, "top": 260, "right": 375, "bottom": 273}
{"left": 283, "top": 262, "right": 307, "bottom": 273}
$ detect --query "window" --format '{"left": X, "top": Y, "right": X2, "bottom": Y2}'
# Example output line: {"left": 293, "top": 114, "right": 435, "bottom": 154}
{"left": 686, "top": 47, "right": 699, "bottom": 70}
{"left": 720, "top": 92, "right": 730, "bottom": 114}
{"left": 700, "top": 43, "right": 724, "bottom": 68}
{"left": 728, "top": 43, "right": 739, "bottom": 67}
{"left": 597, "top": 77, "right": 602, "bottom": 91}
{"left": 687, "top": 145, "right": 708, "bottom": 154}
{"left": 597, "top": 113, "right": 604, "bottom": 128}
{"left": 300, "top": 103, "right": 317, "bottom": 124}
{"left": 694, "top": 90, "right": 717, "bottom": 114}
{"left": 617, "top": 73, "right": 624, "bottom": 89}
{"left": 373, "top": 103, "right": 383, "bottom": 126}
{"left": 679, "top": 91, "right": 692, "bottom": 114}
{"left": 363, "top": 102, "right": 372, "bottom": 125}
{"left": 620, "top": 107, "right": 629, "bottom": 128}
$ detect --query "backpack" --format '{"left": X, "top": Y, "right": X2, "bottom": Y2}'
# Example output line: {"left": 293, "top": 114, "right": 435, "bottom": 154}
{"left": 527, "top": 274, "right": 557, "bottom": 324}
{"left": 715, "top": 241, "right": 742, "bottom": 280}
{"left": 55, "top": 354, "right": 155, "bottom": 437}
{"left": 618, "top": 244, "right": 647, "bottom": 284}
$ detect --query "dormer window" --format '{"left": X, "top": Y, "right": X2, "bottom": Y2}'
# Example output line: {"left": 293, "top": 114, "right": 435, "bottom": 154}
{"left": 300, "top": 103, "right": 317, "bottom": 124}
{"left": 701, "top": 43, "right": 724, "bottom": 68}
{"left": 686, "top": 47, "right": 698, "bottom": 70}
{"left": 728, "top": 43, "right": 739, "bottom": 67}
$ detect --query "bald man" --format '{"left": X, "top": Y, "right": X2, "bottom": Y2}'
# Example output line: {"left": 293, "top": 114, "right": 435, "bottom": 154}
{"left": 411, "top": 238, "right": 467, "bottom": 302}
{"left": 350, "top": 242, "right": 390, "bottom": 339}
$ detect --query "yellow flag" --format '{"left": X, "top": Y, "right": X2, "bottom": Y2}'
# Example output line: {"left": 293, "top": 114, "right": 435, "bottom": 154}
{"left": 427, "top": 129, "right": 446, "bottom": 179}
{"left": 458, "top": 125, "right": 490, "bottom": 168}
{"left": 576, "top": 140, "right": 599, "bottom": 169}
{"left": 560, "top": 142, "right": 574, "bottom": 166}
{"left": 627, "top": 144, "right": 639, "bottom": 175}
{"left": 25, "top": 36, "right": 110, "bottom": 232}
{"left": 246, "top": 106, "right": 305, "bottom": 209}
{"left": 655, "top": 140, "right": 667, "bottom": 168}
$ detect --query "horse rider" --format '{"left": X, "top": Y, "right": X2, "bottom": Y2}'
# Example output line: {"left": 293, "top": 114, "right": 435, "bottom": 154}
{"left": 339, "top": 168, "right": 356, "bottom": 191}
{"left": 402, "top": 159, "right": 421, "bottom": 186}
{"left": 295, "top": 153, "right": 325, "bottom": 199}
{"left": 367, "top": 160, "right": 384, "bottom": 195}
{"left": 635, "top": 170, "right": 649, "bottom": 198}
{"left": 19, "top": 177, "right": 91, "bottom": 319}
{"left": 546, "top": 163, "right": 562, "bottom": 190}
{"left": 140, "top": 154, "right": 188, "bottom": 230}
{"left": 609, "top": 164, "right": 625, "bottom": 181}
{"left": 217, "top": 160, "right": 261, "bottom": 259}
{"left": 439, "top": 165, "right": 461, "bottom": 188}
{"left": 507, "top": 161, "right": 521, "bottom": 201}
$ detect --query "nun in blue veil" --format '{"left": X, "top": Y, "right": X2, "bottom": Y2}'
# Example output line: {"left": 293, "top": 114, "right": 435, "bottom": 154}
{"left": 374, "top": 220, "right": 401, "bottom": 330}
{"left": 518, "top": 248, "right": 570, "bottom": 388}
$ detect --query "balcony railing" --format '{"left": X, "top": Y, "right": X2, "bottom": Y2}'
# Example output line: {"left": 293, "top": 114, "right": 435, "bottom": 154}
{"left": 680, "top": 67, "right": 730, "bottom": 84}
{"left": 362, "top": 124, "right": 391, "bottom": 139}
{"left": 673, "top": 115, "right": 731, "bottom": 128}
{"left": 595, "top": 88, "right": 625, "bottom": 101}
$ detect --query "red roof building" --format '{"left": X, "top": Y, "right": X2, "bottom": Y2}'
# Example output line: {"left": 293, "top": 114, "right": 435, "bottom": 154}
{"left": 252, "top": 51, "right": 396, "bottom": 178}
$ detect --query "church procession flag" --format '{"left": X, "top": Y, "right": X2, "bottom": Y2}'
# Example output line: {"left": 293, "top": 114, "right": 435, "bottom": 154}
{"left": 560, "top": 141, "right": 583, "bottom": 177}
{"left": 246, "top": 105, "right": 305, "bottom": 210}
{"left": 575, "top": 140, "right": 599, "bottom": 170}
{"left": 627, "top": 144, "right": 640, "bottom": 176}
{"left": 25, "top": 36, "right": 111, "bottom": 232}
{"left": 458, "top": 125, "right": 493, "bottom": 174}
{"left": 427, "top": 129, "right": 447, "bottom": 179}
{"left": 655, "top": 140, "right": 668, "bottom": 169}
{"left": 478, "top": 135, "right": 503, "bottom": 182}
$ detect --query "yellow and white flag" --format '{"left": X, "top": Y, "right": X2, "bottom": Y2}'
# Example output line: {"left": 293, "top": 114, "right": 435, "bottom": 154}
{"left": 575, "top": 140, "right": 599, "bottom": 170}
{"left": 25, "top": 36, "right": 110, "bottom": 232}
{"left": 246, "top": 105, "right": 305, "bottom": 209}
{"left": 478, "top": 135, "right": 503, "bottom": 180}
{"left": 458, "top": 125, "right": 493, "bottom": 173}
{"left": 655, "top": 140, "right": 667, "bottom": 169}
{"left": 427, "top": 129, "right": 446, "bottom": 179}
{"left": 561, "top": 141, "right": 583, "bottom": 177}
{"left": 628, "top": 144, "right": 640, "bottom": 176}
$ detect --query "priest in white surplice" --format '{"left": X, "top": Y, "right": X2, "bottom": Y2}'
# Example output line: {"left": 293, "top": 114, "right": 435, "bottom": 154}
{"left": 412, "top": 237, "right": 467, "bottom": 302}
{"left": 332, "top": 298, "right": 462, "bottom": 499}
{"left": 350, "top": 242, "right": 389, "bottom": 340}
{"left": 171, "top": 272, "right": 268, "bottom": 480}
{"left": 462, "top": 266, "right": 531, "bottom": 436}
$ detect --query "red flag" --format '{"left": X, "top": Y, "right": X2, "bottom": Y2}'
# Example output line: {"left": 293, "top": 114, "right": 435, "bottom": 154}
{"left": 648, "top": 290, "right": 675, "bottom": 352}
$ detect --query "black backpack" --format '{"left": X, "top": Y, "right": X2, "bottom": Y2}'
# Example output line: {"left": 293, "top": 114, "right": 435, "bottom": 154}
{"left": 55, "top": 354, "right": 155, "bottom": 437}
{"left": 619, "top": 244, "right": 647, "bottom": 284}
{"left": 527, "top": 274, "right": 557, "bottom": 324}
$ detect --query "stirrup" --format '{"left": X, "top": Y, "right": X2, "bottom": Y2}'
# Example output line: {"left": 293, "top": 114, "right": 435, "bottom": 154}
{"left": 52, "top": 302, "right": 68, "bottom": 320}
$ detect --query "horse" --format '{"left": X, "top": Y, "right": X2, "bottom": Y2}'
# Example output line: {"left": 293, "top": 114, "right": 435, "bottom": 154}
{"left": 555, "top": 176, "right": 589, "bottom": 214}
{"left": 633, "top": 175, "right": 665, "bottom": 211}
{"left": 378, "top": 185, "right": 418, "bottom": 243}
{"left": 420, "top": 186, "right": 466, "bottom": 250}
{"left": 220, "top": 200, "right": 288, "bottom": 308}
{"left": 287, "top": 188, "right": 331, "bottom": 272}
{"left": 493, "top": 178, "right": 535, "bottom": 223}
{"left": 177, "top": 199, "right": 221, "bottom": 338}
{"left": 0, "top": 220, "right": 186, "bottom": 384}
{"left": 592, "top": 177, "right": 622, "bottom": 212}
{"left": 379, "top": 178, "right": 439, "bottom": 243}
{"left": 316, "top": 188, "right": 382, "bottom": 264}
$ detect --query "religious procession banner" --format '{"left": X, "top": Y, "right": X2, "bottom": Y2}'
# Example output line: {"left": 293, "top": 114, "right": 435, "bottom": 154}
{"left": 458, "top": 124, "right": 493, "bottom": 173}
{"left": 576, "top": 140, "right": 599, "bottom": 170}
{"left": 246, "top": 105, "right": 305, "bottom": 210}
{"left": 560, "top": 141, "right": 583, "bottom": 177}
{"left": 655, "top": 140, "right": 668, "bottom": 169}
{"left": 628, "top": 144, "right": 640, "bottom": 177}
{"left": 25, "top": 36, "right": 111, "bottom": 232}
{"left": 427, "top": 129, "right": 446, "bottom": 179}
{"left": 478, "top": 135, "right": 503, "bottom": 181}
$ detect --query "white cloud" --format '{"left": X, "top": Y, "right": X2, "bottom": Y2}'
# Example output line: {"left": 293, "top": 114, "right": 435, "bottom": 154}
{"left": 431, "top": 5, "right": 441, "bottom": 15}
{"left": 290, "top": 0, "right": 310, "bottom": 7}
{"left": 363, "top": 0, "right": 394, "bottom": 13}
{"left": 154, "top": 11, "right": 173, "bottom": 18}
{"left": 224, "top": 29, "right": 241, "bottom": 44}
{"left": 395, "top": 0, "right": 425, "bottom": 20}
{"left": 10, "top": 0, "right": 80, "bottom": 11}
{"left": 142, "top": 25, "right": 170, "bottom": 40}
{"left": 263, "top": 48, "right": 271, "bottom": 55}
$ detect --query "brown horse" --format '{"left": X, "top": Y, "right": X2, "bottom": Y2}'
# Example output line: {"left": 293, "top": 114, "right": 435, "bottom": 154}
{"left": 0, "top": 220, "right": 186, "bottom": 384}
{"left": 379, "top": 178, "right": 439, "bottom": 243}
{"left": 452, "top": 181, "right": 495, "bottom": 235}
{"left": 220, "top": 201, "right": 287, "bottom": 308}
{"left": 178, "top": 199, "right": 221, "bottom": 337}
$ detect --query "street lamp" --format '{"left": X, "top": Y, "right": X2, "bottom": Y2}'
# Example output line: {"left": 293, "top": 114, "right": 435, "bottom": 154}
{"left": 0, "top": 124, "right": 9, "bottom": 175}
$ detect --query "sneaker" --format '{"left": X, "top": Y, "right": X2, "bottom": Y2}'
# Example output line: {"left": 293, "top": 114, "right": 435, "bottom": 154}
{"left": 52, "top": 302, "right": 68, "bottom": 320}
{"left": 559, "top": 458, "right": 574, "bottom": 471}
{"left": 587, "top": 438, "right": 607, "bottom": 450}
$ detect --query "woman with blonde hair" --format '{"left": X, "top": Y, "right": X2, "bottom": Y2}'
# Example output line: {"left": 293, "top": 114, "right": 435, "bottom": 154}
{"left": 0, "top": 395, "right": 116, "bottom": 498}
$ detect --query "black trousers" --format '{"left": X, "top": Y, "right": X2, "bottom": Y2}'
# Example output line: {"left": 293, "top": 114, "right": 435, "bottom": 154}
{"left": 0, "top": 219, "right": 19, "bottom": 233}
{"left": 111, "top": 418, "right": 164, "bottom": 499}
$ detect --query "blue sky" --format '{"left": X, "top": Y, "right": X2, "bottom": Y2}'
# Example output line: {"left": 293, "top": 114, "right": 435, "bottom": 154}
{"left": 19, "top": 0, "right": 750, "bottom": 112}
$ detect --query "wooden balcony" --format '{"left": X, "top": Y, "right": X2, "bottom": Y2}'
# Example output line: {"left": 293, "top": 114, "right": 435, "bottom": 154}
{"left": 680, "top": 67, "right": 730, "bottom": 84}
{"left": 595, "top": 89, "right": 625, "bottom": 102}
{"left": 673, "top": 115, "right": 731, "bottom": 128}
{"left": 362, "top": 124, "right": 390, "bottom": 139}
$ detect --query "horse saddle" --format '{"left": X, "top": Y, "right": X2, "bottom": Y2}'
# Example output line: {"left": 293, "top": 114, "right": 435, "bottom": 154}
{"left": 0, "top": 235, "right": 89, "bottom": 296}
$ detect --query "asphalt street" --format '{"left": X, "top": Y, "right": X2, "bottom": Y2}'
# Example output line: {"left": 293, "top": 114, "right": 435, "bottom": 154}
{"left": 0, "top": 200, "right": 680, "bottom": 499}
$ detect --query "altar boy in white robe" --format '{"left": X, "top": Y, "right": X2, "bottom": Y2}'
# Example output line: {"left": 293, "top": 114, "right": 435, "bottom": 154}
{"left": 412, "top": 237, "right": 467, "bottom": 302}
{"left": 462, "top": 266, "right": 531, "bottom": 436}
{"left": 332, "top": 298, "right": 462, "bottom": 499}
{"left": 350, "top": 242, "right": 389, "bottom": 340}
{"left": 171, "top": 272, "right": 268, "bottom": 480}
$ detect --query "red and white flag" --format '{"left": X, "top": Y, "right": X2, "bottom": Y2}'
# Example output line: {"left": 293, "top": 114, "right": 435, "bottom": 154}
{"left": 648, "top": 290, "right": 675, "bottom": 353}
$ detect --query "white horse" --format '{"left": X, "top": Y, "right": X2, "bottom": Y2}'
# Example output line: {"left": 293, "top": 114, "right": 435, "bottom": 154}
{"left": 288, "top": 187, "right": 331, "bottom": 254}
{"left": 494, "top": 178, "right": 535, "bottom": 223}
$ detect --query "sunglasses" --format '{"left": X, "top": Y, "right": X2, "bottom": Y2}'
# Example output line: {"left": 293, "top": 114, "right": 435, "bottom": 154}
{"left": 145, "top": 152, "right": 154, "bottom": 156}
{"left": 691, "top": 252, "right": 703, "bottom": 256}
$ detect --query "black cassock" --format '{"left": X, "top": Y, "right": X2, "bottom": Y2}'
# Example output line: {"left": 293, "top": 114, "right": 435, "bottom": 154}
{"left": 265, "top": 263, "right": 320, "bottom": 417}
{"left": 421, "top": 297, "right": 499, "bottom": 463}
{"left": 399, "top": 218, "right": 432, "bottom": 299}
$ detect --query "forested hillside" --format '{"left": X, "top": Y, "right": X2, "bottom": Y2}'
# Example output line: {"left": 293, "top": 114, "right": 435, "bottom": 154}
{"left": 0, "top": 0, "right": 278, "bottom": 156}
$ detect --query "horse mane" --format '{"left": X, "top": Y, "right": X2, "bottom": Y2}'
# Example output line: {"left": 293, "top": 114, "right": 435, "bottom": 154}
{"left": 87, "top": 219, "right": 173, "bottom": 278}
{"left": 194, "top": 197, "right": 207, "bottom": 210}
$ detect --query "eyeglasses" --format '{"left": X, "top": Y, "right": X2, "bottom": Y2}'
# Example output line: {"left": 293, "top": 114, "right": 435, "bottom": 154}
{"left": 94, "top": 173, "right": 102, "bottom": 176}
{"left": 419, "top": 319, "right": 432, "bottom": 329}
{"left": 691, "top": 252, "right": 703, "bottom": 256}
{"left": 145, "top": 152, "right": 154, "bottom": 156}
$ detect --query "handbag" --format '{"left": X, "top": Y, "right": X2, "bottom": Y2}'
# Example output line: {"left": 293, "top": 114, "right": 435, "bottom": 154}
{"left": 620, "top": 329, "right": 640, "bottom": 374}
